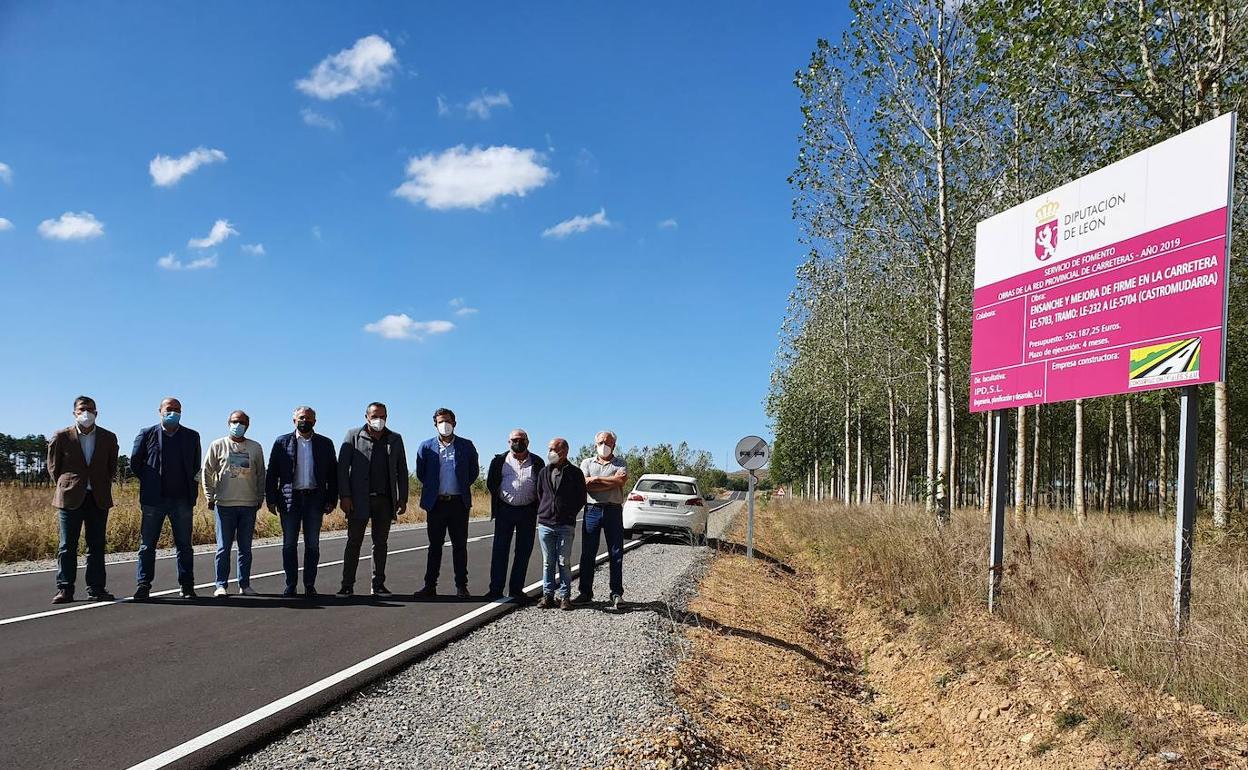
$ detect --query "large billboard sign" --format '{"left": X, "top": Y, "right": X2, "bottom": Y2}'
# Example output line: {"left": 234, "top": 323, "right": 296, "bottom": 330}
{"left": 969, "top": 113, "right": 1237, "bottom": 413}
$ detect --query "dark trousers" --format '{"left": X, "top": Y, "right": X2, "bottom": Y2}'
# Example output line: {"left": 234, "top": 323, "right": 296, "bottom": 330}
{"left": 137, "top": 497, "right": 194, "bottom": 588}
{"left": 56, "top": 494, "right": 109, "bottom": 593}
{"left": 579, "top": 503, "right": 625, "bottom": 598}
{"left": 424, "top": 496, "right": 469, "bottom": 589}
{"left": 281, "top": 491, "right": 324, "bottom": 589}
{"left": 489, "top": 501, "right": 537, "bottom": 595}
{"left": 342, "top": 497, "right": 393, "bottom": 590}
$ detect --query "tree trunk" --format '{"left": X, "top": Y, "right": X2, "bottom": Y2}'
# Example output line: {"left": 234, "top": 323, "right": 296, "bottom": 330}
{"left": 887, "top": 386, "right": 897, "bottom": 505}
{"left": 1103, "top": 403, "right": 1115, "bottom": 515}
{"left": 982, "top": 411, "right": 992, "bottom": 514}
{"left": 856, "top": 406, "right": 864, "bottom": 506}
{"left": 1159, "top": 400, "right": 1168, "bottom": 512}
{"left": 1126, "top": 397, "right": 1136, "bottom": 511}
{"left": 1030, "top": 404, "right": 1042, "bottom": 510}
{"left": 1014, "top": 406, "right": 1027, "bottom": 523}
{"left": 1075, "top": 398, "right": 1086, "bottom": 523}
{"left": 1215, "top": 381, "right": 1229, "bottom": 528}
{"left": 926, "top": 341, "right": 936, "bottom": 514}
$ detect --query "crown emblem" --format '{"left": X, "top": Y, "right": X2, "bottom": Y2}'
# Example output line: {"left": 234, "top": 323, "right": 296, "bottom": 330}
{"left": 1035, "top": 199, "right": 1060, "bottom": 221}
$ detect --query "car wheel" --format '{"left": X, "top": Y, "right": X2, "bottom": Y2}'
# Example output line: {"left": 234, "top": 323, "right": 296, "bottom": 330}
{"left": 623, "top": 527, "right": 636, "bottom": 540}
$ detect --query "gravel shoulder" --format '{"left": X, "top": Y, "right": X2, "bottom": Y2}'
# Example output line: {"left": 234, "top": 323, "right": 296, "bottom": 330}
{"left": 229, "top": 502, "right": 741, "bottom": 770}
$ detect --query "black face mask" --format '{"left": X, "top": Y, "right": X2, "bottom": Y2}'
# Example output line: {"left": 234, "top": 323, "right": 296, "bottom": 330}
{"left": 297, "top": 420, "right": 313, "bottom": 434}
{"left": 510, "top": 440, "right": 528, "bottom": 453}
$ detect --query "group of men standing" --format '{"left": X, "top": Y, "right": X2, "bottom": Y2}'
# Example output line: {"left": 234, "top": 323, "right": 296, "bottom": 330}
{"left": 46, "top": 397, "right": 631, "bottom": 611}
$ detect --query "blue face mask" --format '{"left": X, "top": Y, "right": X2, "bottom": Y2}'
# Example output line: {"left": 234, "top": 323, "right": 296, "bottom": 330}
{"left": 162, "top": 411, "right": 181, "bottom": 428}
{"left": 229, "top": 422, "right": 247, "bottom": 439}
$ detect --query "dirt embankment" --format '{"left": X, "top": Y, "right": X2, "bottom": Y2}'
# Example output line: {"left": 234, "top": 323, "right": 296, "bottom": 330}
{"left": 599, "top": 521, "right": 1248, "bottom": 769}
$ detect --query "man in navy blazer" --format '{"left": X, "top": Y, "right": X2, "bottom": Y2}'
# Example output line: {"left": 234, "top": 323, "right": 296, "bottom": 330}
{"left": 266, "top": 406, "right": 339, "bottom": 597}
{"left": 131, "top": 396, "right": 201, "bottom": 599}
{"left": 414, "top": 407, "right": 479, "bottom": 599}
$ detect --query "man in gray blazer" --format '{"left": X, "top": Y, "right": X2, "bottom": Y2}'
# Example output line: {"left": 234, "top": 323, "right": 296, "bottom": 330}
{"left": 336, "top": 402, "right": 409, "bottom": 597}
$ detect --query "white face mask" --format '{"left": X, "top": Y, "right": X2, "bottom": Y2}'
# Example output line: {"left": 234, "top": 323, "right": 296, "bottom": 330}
{"left": 547, "top": 450, "right": 561, "bottom": 464}
{"left": 76, "top": 411, "right": 96, "bottom": 429}
{"left": 596, "top": 443, "right": 612, "bottom": 459}
{"left": 437, "top": 421, "right": 454, "bottom": 438}
{"left": 368, "top": 417, "right": 386, "bottom": 432}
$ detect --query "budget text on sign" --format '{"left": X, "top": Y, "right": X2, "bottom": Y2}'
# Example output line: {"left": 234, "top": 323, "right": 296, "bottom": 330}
{"left": 969, "top": 113, "right": 1236, "bottom": 412}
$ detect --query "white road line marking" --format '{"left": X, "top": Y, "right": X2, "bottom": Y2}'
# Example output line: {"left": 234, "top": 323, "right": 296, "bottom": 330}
{"left": 0, "top": 518, "right": 495, "bottom": 579}
{"left": 125, "top": 538, "right": 647, "bottom": 770}
{"left": 0, "top": 535, "right": 493, "bottom": 627}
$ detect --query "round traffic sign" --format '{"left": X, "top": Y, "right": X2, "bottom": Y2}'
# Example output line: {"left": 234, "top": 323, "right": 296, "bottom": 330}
{"left": 735, "top": 435, "right": 769, "bottom": 470}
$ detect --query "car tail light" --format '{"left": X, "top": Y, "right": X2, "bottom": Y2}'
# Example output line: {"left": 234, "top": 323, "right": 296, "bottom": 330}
{"left": 685, "top": 498, "right": 704, "bottom": 506}
{"left": 628, "top": 493, "right": 645, "bottom": 502}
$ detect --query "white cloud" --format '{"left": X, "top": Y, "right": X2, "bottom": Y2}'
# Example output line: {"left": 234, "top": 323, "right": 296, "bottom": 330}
{"left": 312, "top": 225, "right": 322, "bottom": 240}
{"left": 0, "top": 218, "right": 12, "bottom": 231}
{"left": 301, "top": 108, "right": 340, "bottom": 131}
{"left": 394, "top": 145, "right": 552, "bottom": 210}
{"left": 449, "top": 297, "right": 478, "bottom": 316}
{"left": 296, "top": 34, "right": 398, "bottom": 100}
{"left": 542, "top": 208, "right": 612, "bottom": 239}
{"left": 241, "top": 243, "right": 266, "bottom": 256}
{"left": 465, "top": 90, "right": 511, "bottom": 119}
{"left": 188, "top": 219, "right": 238, "bottom": 249}
{"left": 149, "top": 147, "right": 227, "bottom": 187}
{"left": 363, "top": 314, "right": 454, "bottom": 341}
{"left": 658, "top": 218, "right": 679, "bottom": 229}
{"left": 436, "top": 95, "right": 450, "bottom": 116}
{"left": 157, "top": 253, "right": 218, "bottom": 271}
{"left": 38, "top": 211, "right": 104, "bottom": 241}
{"left": 0, "top": 162, "right": 11, "bottom": 184}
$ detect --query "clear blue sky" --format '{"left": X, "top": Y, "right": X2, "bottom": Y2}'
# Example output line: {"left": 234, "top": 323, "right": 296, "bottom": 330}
{"left": 0, "top": 2, "right": 848, "bottom": 468}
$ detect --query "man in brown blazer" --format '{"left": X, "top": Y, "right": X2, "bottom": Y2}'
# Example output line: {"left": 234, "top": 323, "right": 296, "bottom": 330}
{"left": 47, "top": 395, "right": 119, "bottom": 603}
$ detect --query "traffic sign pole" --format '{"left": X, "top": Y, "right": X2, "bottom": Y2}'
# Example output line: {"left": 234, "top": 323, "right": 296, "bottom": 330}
{"left": 747, "top": 470, "right": 756, "bottom": 560}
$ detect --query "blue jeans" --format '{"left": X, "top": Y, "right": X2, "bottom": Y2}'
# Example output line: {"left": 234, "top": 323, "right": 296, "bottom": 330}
{"left": 281, "top": 491, "right": 324, "bottom": 590}
{"left": 489, "top": 502, "right": 537, "bottom": 595}
{"left": 579, "top": 503, "right": 625, "bottom": 598}
{"left": 57, "top": 494, "right": 109, "bottom": 593}
{"left": 537, "top": 523, "right": 576, "bottom": 599}
{"left": 136, "top": 498, "right": 195, "bottom": 588}
{"left": 214, "top": 506, "right": 258, "bottom": 589}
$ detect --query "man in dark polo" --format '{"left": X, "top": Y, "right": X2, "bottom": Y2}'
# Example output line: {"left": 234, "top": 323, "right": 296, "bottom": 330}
{"left": 267, "top": 406, "right": 339, "bottom": 597}
{"left": 535, "top": 437, "right": 586, "bottom": 610}
{"left": 484, "top": 428, "right": 544, "bottom": 601}
{"left": 132, "top": 396, "right": 202, "bottom": 599}
{"left": 414, "top": 407, "right": 479, "bottom": 599}
{"left": 337, "top": 402, "right": 408, "bottom": 597}
{"left": 47, "top": 395, "right": 119, "bottom": 603}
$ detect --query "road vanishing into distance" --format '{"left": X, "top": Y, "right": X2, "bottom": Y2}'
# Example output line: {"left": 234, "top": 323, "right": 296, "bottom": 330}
{"left": 0, "top": 494, "right": 742, "bottom": 770}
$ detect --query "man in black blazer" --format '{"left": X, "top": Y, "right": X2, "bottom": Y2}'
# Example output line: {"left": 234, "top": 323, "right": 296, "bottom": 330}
{"left": 266, "top": 406, "right": 339, "bottom": 597}
{"left": 484, "top": 428, "right": 544, "bottom": 601}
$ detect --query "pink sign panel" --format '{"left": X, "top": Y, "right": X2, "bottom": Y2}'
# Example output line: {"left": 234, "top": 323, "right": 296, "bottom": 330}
{"left": 969, "top": 114, "right": 1236, "bottom": 413}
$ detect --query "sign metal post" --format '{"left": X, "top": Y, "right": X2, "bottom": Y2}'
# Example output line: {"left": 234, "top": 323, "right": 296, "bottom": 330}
{"left": 988, "top": 410, "right": 1010, "bottom": 613}
{"left": 735, "top": 435, "right": 770, "bottom": 562}
{"left": 1174, "top": 385, "right": 1199, "bottom": 631}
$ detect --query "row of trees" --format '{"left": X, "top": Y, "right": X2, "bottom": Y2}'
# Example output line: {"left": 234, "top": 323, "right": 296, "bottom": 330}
{"left": 769, "top": 0, "right": 1248, "bottom": 524}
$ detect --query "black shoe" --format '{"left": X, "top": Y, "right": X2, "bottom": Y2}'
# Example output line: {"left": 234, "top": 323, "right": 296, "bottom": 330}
{"left": 87, "top": 590, "right": 115, "bottom": 602}
{"left": 536, "top": 593, "right": 554, "bottom": 609}
{"left": 283, "top": 586, "right": 298, "bottom": 597}
{"left": 304, "top": 586, "right": 319, "bottom": 597}
{"left": 335, "top": 586, "right": 352, "bottom": 597}
{"left": 571, "top": 592, "right": 593, "bottom": 605}
{"left": 455, "top": 586, "right": 471, "bottom": 599}
{"left": 133, "top": 584, "right": 151, "bottom": 600}
{"left": 483, "top": 589, "right": 505, "bottom": 600}
{"left": 180, "top": 586, "right": 198, "bottom": 599}
{"left": 413, "top": 585, "right": 437, "bottom": 599}
{"left": 51, "top": 589, "right": 73, "bottom": 604}
{"left": 509, "top": 592, "right": 534, "bottom": 605}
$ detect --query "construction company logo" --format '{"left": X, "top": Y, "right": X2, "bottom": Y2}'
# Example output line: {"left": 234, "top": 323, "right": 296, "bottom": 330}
{"left": 1128, "top": 337, "right": 1201, "bottom": 388}
{"left": 1034, "top": 199, "right": 1060, "bottom": 262}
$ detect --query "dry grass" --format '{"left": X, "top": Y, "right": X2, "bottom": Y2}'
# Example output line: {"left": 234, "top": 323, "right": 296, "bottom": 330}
{"left": 0, "top": 483, "right": 490, "bottom": 562}
{"left": 769, "top": 499, "right": 1248, "bottom": 721}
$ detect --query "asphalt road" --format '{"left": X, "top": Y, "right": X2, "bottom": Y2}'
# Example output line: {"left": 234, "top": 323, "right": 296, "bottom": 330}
{"left": 0, "top": 494, "right": 742, "bottom": 770}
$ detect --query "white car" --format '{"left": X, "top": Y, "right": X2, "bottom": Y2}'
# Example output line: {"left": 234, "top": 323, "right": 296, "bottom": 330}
{"left": 622, "top": 474, "right": 708, "bottom": 544}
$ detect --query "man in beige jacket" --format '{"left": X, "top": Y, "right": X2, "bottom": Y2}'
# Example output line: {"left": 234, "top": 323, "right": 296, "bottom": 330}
{"left": 203, "top": 410, "right": 266, "bottom": 597}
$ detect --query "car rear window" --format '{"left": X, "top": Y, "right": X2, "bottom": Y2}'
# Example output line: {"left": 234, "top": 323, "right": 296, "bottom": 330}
{"left": 636, "top": 479, "right": 698, "bottom": 495}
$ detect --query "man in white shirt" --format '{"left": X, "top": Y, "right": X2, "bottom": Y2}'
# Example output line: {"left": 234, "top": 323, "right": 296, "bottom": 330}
{"left": 484, "top": 429, "right": 546, "bottom": 600}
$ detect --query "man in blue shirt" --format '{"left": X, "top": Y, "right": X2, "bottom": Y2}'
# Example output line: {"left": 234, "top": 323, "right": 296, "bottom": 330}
{"left": 414, "top": 407, "right": 479, "bottom": 599}
{"left": 131, "top": 397, "right": 201, "bottom": 599}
